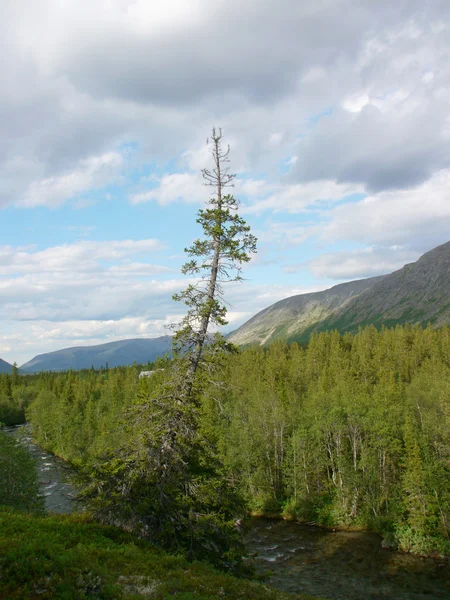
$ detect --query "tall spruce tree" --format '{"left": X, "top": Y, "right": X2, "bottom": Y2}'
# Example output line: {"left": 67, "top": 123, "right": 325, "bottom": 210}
{"left": 172, "top": 127, "right": 257, "bottom": 394}
{"left": 78, "top": 129, "right": 256, "bottom": 572}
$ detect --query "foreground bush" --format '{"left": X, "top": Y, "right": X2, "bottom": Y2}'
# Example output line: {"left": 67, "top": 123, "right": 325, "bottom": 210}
{"left": 0, "top": 509, "right": 316, "bottom": 600}
{"left": 0, "top": 431, "right": 44, "bottom": 513}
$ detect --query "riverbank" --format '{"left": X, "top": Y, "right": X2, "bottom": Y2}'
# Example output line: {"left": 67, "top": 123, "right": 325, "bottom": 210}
{"left": 3, "top": 429, "right": 449, "bottom": 599}
{"left": 0, "top": 509, "right": 316, "bottom": 600}
{"left": 0, "top": 429, "right": 315, "bottom": 600}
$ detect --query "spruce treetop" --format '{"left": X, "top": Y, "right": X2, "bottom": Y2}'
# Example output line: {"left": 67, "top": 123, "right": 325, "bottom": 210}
{"left": 172, "top": 127, "right": 257, "bottom": 387}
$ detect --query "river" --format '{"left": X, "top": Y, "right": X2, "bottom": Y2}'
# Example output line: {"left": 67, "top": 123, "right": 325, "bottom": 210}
{"left": 5, "top": 426, "right": 450, "bottom": 599}
{"left": 244, "top": 517, "right": 449, "bottom": 599}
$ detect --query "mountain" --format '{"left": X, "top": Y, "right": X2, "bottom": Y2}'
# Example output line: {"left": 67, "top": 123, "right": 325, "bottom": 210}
{"left": 229, "top": 241, "right": 450, "bottom": 346}
{"left": 0, "top": 358, "right": 13, "bottom": 374}
{"left": 20, "top": 336, "right": 172, "bottom": 373}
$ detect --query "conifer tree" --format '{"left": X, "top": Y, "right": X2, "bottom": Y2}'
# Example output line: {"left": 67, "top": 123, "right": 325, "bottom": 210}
{"left": 172, "top": 127, "right": 257, "bottom": 395}
{"left": 77, "top": 128, "right": 257, "bottom": 572}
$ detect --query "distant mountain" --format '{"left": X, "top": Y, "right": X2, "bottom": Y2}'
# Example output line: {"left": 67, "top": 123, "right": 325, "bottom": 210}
{"left": 0, "top": 358, "right": 13, "bottom": 374}
{"left": 229, "top": 241, "right": 450, "bottom": 346}
{"left": 20, "top": 336, "right": 172, "bottom": 373}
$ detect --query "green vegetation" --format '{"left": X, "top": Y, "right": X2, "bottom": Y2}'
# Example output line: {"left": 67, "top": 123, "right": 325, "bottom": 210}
{"left": 46, "top": 128, "right": 258, "bottom": 573}
{"left": 0, "top": 421, "right": 310, "bottom": 599}
{"left": 23, "top": 324, "right": 450, "bottom": 558}
{"left": 0, "top": 509, "right": 314, "bottom": 599}
{"left": 0, "top": 431, "right": 44, "bottom": 513}
{"left": 0, "top": 363, "right": 36, "bottom": 426}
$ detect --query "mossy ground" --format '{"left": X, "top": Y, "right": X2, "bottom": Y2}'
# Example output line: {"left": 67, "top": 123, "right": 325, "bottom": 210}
{"left": 0, "top": 509, "right": 318, "bottom": 600}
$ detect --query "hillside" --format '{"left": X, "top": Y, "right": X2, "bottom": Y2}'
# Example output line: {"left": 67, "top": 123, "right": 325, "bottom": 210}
{"left": 20, "top": 336, "right": 172, "bottom": 373}
{"left": 0, "top": 509, "right": 310, "bottom": 600}
{"left": 229, "top": 241, "right": 450, "bottom": 346}
{"left": 0, "top": 358, "right": 13, "bottom": 374}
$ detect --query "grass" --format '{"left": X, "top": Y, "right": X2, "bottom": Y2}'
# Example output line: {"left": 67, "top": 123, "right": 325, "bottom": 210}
{"left": 0, "top": 509, "right": 318, "bottom": 600}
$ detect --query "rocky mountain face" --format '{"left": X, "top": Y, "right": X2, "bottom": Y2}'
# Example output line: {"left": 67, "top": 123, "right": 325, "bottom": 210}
{"left": 229, "top": 241, "right": 450, "bottom": 346}
{"left": 0, "top": 358, "right": 13, "bottom": 374}
{"left": 20, "top": 336, "right": 172, "bottom": 373}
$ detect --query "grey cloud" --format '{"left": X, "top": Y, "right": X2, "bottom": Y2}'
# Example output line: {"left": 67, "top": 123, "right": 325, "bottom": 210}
{"left": 1, "top": 0, "right": 450, "bottom": 207}
{"left": 12, "top": 0, "right": 434, "bottom": 108}
{"left": 51, "top": 1, "right": 370, "bottom": 106}
{"left": 292, "top": 101, "right": 450, "bottom": 192}
{"left": 289, "top": 9, "right": 450, "bottom": 192}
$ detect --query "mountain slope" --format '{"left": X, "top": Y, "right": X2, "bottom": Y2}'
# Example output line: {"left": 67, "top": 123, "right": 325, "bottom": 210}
{"left": 0, "top": 358, "right": 13, "bottom": 374}
{"left": 229, "top": 241, "right": 450, "bottom": 346}
{"left": 316, "top": 241, "right": 450, "bottom": 335}
{"left": 20, "top": 336, "right": 172, "bottom": 373}
{"left": 229, "top": 277, "right": 382, "bottom": 346}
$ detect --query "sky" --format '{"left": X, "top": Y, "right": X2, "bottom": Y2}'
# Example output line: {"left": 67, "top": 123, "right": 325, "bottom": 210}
{"left": 1, "top": 0, "right": 450, "bottom": 366}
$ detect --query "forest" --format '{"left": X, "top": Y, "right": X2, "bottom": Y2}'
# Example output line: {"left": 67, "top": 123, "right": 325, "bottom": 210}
{"left": 1, "top": 324, "right": 449, "bottom": 559}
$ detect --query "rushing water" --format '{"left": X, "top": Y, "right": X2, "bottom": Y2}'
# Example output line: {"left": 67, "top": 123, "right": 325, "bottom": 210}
{"left": 244, "top": 518, "right": 450, "bottom": 599}
{"left": 4, "top": 427, "right": 449, "bottom": 599}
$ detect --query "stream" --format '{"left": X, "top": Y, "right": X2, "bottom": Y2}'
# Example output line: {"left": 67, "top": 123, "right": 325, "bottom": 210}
{"left": 244, "top": 518, "right": 449, "bottom": 599}
{"left": 5, "top": 426, "right": 450, "bottom": 599}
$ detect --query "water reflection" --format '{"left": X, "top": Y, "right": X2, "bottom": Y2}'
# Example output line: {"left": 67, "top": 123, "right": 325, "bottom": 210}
{"left": 245, "top": 518, "right": 450, "bottom": 600}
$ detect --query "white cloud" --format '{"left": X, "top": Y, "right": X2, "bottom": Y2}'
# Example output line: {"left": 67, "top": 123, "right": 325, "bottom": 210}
{"left": 18, "top": 152, "right": 124, "bottom": 208}
{"left": 321, "top": 168, "right": 450, "bottom": 249}
{"left": 268, "top": 132, "right": 283, "bottom": 145}
{"left": 243, "top": 180, "right": 364, "bottom": 214}
{"left": 299, "top": 246, "right": 420, "bottom": 280}
{"left": 0, "top": 256, "right": 329, "bottom": 365}
{"left": 0, "top": 239, "right": 166, "bottom": 276}
{"left": 342, "top": 92, "right": 370, "bottom": 113}
{"left": 256, "top": 221, "right": 320, "bottom": 247}
{"left": 2, "top": 0, "right": 449, "bottom": 208}
{"left": 130, "top": 172, "right": 206, "bottom": 205}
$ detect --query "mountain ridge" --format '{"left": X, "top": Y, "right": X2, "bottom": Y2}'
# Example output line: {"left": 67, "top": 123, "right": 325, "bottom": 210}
{"left": 229, "top": 241, "right": 450, "bottom": 346}
{"left": 0, "top": 358, "right": 13, "bottom": 374}
{"left": 20, "top": 336, "right": 172, "bottom": 373}
{"left": 15, "top": 242, "right": 450, "bottom": 370}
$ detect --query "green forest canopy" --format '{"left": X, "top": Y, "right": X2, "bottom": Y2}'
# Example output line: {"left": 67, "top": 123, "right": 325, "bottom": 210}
{"left": 1, "top": 324, "right": 449, "bottom": 557}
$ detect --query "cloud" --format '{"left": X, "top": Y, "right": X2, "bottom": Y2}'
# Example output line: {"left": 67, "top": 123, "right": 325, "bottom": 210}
{"left": 0, "top": 238, "right": 185, "bottom": 341}
{"left": 17, "top": 152, "right": 124, "bottom": 208}
{"left": 0, "top": 236, "right": 325, "bottom": 364}
{"left": 255, "top": 221, "right": 320, "bottom": 247}
{"left": 23, "top": 0, "right": 371, "bottom": 106}
{"left": 243, "top": 180, "right": 363, "bottom": 214}
{"left": 0, "top": 239, "right": 166, "bottom": 276}
{"left": 321, "top": 168, "right": 450, "bottom": 251}
{"left": 0, "top": 237, "right": 306, "bottom": 330}
{"left": 1, "top": 0, "right": 448, "bottom": 210}
{"left": 287, "top": 246, "right": 420, "bottom": 280}
{"left": 290, "top": 18, "right": 450, "bottom": 192}
{"left": 130, "top": 172, "right": 206, "bottom": 205}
